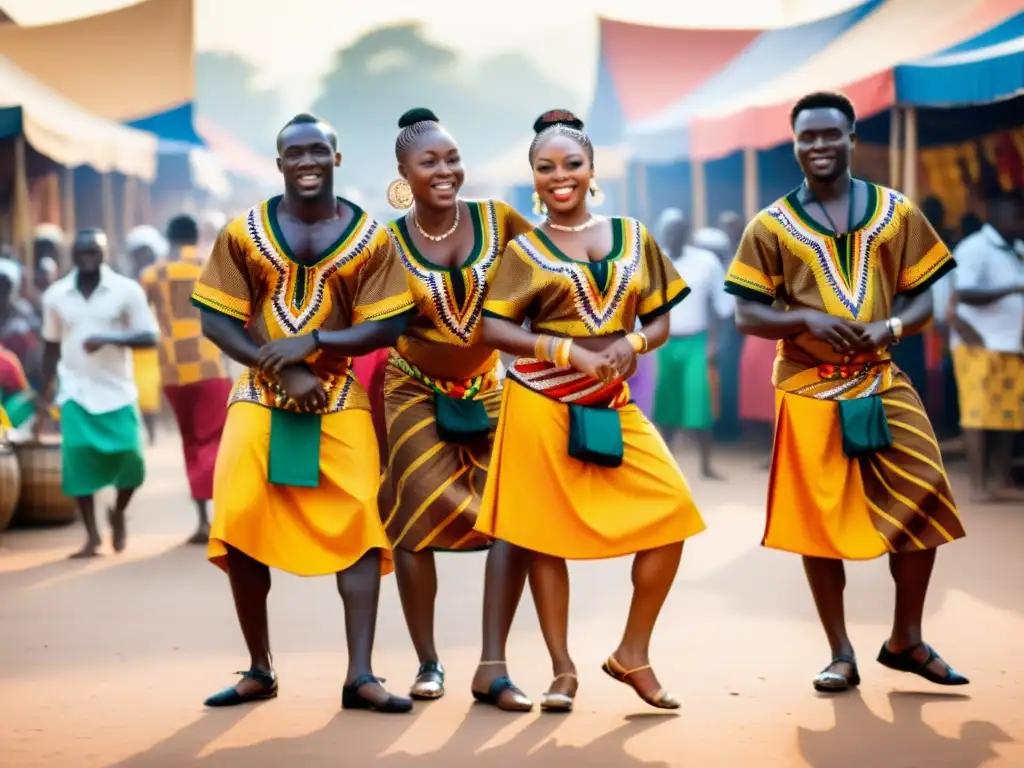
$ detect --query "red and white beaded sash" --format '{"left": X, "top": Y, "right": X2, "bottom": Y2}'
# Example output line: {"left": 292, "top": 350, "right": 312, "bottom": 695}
{"left": 507, "top": 358, "right": 630, "bottom": 409}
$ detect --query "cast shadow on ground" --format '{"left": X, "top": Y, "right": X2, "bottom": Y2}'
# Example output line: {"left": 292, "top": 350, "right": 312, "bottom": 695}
{"left": 798, "top": 691, "right": 1011, "bottom": 768}
{"left": 109, "top": 703, "right": 675, "bottom": 768}
{"left": 689, "top": 504, "right": 1024, "bottom": 624}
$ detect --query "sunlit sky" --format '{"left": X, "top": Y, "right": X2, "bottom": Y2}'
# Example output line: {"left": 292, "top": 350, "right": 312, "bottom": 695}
{"left": 5, "top": 0, "right": 863, "bottom": 110}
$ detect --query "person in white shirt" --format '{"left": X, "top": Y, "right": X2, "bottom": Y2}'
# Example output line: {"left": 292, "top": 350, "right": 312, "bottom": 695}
{"left": 652, "top": 209, "right": 733, "bottom": 479}
{"left": 36, "top": 229, "right": 159, "bottom": 558}
{"left": 949, "top": 189, "right": 1024, "bottom": 502}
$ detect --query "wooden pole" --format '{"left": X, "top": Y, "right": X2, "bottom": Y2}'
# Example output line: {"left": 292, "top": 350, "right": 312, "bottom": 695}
{"left": 888, "top": 106, "right": 902, "bottom": 191}
{"left": 61, "top": 166, "right": 76, "bottom": 271}
{"left": 122, "top": 176, "right": 137, "bottom": 234}
{"left": 902, "top": 107, "right": 919, "bottom": 202}
{"left": 13, "top": 134, "right": 33, "bottom": 270}
{"left": 692, "top": 159, "right": 707, "bottom": 228}
{"left": 101, "top": 172, "right": 118, "bottom": 267}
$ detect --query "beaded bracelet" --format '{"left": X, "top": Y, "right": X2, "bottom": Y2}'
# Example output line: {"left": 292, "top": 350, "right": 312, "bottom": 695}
{"left": 627, "top": 331, "right": 649, "bottom": 355}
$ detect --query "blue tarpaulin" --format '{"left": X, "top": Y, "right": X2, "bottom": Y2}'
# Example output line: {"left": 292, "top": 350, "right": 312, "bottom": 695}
{"left": 896, "top": 11, "right": 1024, "bottom": 106}
{"left": 626, "top": 0, "right": 884, "bottom": 164}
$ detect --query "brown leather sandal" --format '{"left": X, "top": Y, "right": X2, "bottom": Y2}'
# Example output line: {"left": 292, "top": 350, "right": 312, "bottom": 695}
{"left": 601, "top": 655, "right": 680, "bottom": 710}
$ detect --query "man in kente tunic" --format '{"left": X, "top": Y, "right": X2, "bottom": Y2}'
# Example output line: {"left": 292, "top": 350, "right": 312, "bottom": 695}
{"left": 725, "top": 92, "right": 968, "bottom": 694}
{"left": 193, "top": 114, "right": 416, "bottom": 713}
{"left": 140, "top": 214, "right": 234, "bottom": 544}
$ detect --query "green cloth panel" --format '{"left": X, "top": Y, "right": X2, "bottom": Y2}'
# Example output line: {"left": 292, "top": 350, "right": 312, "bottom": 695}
{"left": 837, "top": 396, "right": 893, "bottom": 458}
{"left": 652, "top": 332, "right": 714, "bottom": 431}
{"left": 434, "top": 392, "right": 490, "bottom": 444}
{"left": 61, "top": 400, "right": 145, "bottom": 497}
{"left": 568, "top": 403, "right": 624, "bottom": 468}
{"left": 268, "top": 409, "right": 322, "bottom": 488}
{"left": 2, "top": 390, "right": 36, "bottom": 429}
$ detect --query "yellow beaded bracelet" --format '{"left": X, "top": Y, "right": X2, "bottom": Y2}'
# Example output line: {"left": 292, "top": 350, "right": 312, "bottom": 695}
{"left": 553, "top": 338, "right": 573, "bottom": 368}
{"left": 627, "top": 331, "right": 649, "bottom": 355}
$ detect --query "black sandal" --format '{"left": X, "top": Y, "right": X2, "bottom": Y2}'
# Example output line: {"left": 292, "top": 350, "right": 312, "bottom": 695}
{"left": 204, "top": 668, "right": 278, "bottom": 707}
{"left": 410, "top": 660, "right": 445, "bottom": 700}
{"left": 342, "top": 673, "right": 413, "bottom": 713}
{"left": 812, "top": 654, "right": 860, "bottom": 693}
{"left": 877, "top": 642, "right": 969, "bottom": 686}
{"left": 471, "top": 675, "right": 533, "bottom": 712}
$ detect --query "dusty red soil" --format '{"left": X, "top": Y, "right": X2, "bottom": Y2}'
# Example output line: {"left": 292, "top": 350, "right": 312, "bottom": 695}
{"left": 1, "top": 435, "right": 1021, "bottom": 767}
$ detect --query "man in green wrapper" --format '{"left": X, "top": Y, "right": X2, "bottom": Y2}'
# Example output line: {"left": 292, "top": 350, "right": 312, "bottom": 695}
{"left": 37, "top": 228, "right": 159, "bottom": 558}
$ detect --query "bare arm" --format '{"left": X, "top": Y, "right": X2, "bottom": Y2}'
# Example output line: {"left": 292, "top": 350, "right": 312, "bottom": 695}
{"left": 480, "top": 316, "right": 540, "bottom": 358}
{"left": 38, "top": 341, "right": 61, "bottom": 401}
{"left": 89, "top": 331, "right": 158, "bottom": 349}
{"left": 734, "top": 300, "right": 815, "bottom": 339}
{"left": 954, "top": 285, "right": 1023, "bottom": 306}
{"left": 315, "top": 313, "right": 411, "bottom": 357}
{"left": 200, "top": 311, "right": 262, "bottom": 367}
{"left": 893, "top": 289, "right": 934, "bottom": 335}
{"left": 640, "top": 312, "right": 671, "bottom": 352}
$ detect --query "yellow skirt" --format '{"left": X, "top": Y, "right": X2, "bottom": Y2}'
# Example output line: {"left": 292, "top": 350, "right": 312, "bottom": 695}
{"left": 208, "top": 403, "right": 392, "bottom": 576}
{"left": 132, "top": 348, "right": 161, "bottom": 414}
{"left": 765, "top": 384, "right": 965, "bottom": 560}
{"left": 475, "top": 381, "right": 705, "bottom": 559}
{"left": 952, "top": 344, "right": 1024, "bottom": 431}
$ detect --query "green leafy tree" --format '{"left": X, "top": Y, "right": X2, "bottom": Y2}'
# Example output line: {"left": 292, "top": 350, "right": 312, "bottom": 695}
{"left": 195, "top": 51, "right": 282, "bottom": 157}
{"left": 312, "top": 22, "right": 580, "bottom": 193}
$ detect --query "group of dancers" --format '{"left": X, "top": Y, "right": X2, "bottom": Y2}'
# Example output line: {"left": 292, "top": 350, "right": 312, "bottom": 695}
{"left": 171, "top": 91, "right": 971, "bottom": 714}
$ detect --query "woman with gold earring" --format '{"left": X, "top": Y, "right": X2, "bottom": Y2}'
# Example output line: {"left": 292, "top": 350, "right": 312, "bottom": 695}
{"left": 380, "top": 108, "right": 536, "bottom": 711}
{"left": 475, "top": 110, "right": 706, "bottom": 713}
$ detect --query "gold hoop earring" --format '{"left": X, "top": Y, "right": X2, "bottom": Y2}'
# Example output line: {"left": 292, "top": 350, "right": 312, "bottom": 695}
{"left": 589, "top": 179, "right": 606, "bottom": 207}
{"left": 387, "top": 178, "right": 413, "bottom": 210}
{"left": 531, "top": 191, "right": 548, "bottom": 217}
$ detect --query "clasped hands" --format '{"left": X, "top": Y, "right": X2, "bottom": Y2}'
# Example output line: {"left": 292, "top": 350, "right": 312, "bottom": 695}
{"left": 567, "top": 335, "right": 638, "bottom": 383}
{"left": 254, "top": 334, "right": 325, "bottom": 411}
{"left": 805, "top": 313, "right": 894, "bottom": 355}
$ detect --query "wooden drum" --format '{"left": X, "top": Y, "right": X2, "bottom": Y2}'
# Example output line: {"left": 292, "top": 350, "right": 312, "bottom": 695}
{"left": 0, "top": 440, "right": 22, "bottom": 532}
{"left": 10, "top": 435, "right": 77, "bottom": 527}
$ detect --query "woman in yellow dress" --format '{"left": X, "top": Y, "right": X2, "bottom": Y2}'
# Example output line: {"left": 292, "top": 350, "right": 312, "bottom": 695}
{"left": 380, "top": 108, "right": 535, "bottom": 711}
{"left": 476, "top": 110, "right": 706, "bottom": 712}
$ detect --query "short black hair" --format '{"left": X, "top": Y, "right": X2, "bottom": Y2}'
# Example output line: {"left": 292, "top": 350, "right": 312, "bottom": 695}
{"left": 276, "top": 113, "right": 338, "bottom": 152}
{"left": 790, "top": 92, "right": 856, "bottom": 130}
{"left": 72, "top": 227, "right": 107, "bottom": 252}
{"left": 166, "top": 214, "right": 199, "bottom": 245}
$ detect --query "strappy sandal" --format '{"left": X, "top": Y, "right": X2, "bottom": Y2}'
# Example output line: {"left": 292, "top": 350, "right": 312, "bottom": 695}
{"left": 342, "top": 673, "right": 413, "bottom": 713}
{"left": 410, "top": 660, "right": 445, "bottom": 700}
{"left": 877, "top": 642, "right": 969, "bottom": 686}
{"left": 204, "top": 668, "right": 278, "bottom": 707}
{"left": 471, "top": 661, "right": 533, "bottom": 712}
{"left": 540, "top": 672, "right": 578, "bottom": 713}
{"left": 813, "top": 654, "right": 860, "bottom": 693}
{"left": 601, "top": 655, "right": 680, "bottom": 710}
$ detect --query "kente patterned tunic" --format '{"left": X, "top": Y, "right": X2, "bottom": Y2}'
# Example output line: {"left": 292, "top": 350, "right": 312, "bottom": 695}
{"left": 725, "top": 181, "right": 965, "bottom": 559}
{"left": 191, "top": 196, "right": 414, "bottom": 415}
{"left": 191, "top": 196, "right": 415, "bottom": 578}
{"left": 379, "top": 199, "right": 533, "bottom": 552}
{"left": 474, "top": 217, "right": 706, "bottom": 561}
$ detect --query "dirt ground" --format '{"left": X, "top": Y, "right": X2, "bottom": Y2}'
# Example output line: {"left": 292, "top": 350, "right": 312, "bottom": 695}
{"left": 1, "top": 432, "right": 1021, "bottom": 767}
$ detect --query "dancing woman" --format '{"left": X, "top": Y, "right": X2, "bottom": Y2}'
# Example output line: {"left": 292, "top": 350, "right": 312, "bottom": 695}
{"left": 378, "top": 109, "right": 535, "bottom": 710}
{"left": 475, "top": 110, "right": 706, "bottom": 712}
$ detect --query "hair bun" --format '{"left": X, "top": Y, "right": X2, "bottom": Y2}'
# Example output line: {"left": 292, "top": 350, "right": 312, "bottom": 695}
{"left": 533, "top": 109, "right": 584, "bottom": 134}
{"left": 398, "top": 108, "right": 439, "bottom": 129}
